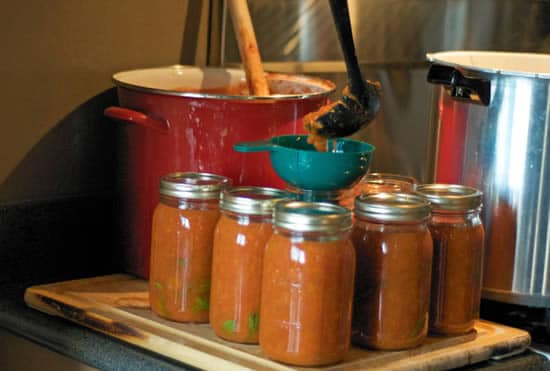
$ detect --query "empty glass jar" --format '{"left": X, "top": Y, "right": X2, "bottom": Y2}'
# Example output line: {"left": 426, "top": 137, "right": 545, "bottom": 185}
{"left": 355, "top": 172, "right": 417, "bottom": 196}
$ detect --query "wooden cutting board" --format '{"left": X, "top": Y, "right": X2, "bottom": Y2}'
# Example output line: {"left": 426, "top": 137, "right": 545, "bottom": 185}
{"left": 24, "top": 274, "right": 531, "bottom": 371}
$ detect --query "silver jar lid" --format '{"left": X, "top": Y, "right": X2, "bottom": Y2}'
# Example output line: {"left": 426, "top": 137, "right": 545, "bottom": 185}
{"left": 354, "top": 193, "right": 431, "bottom": 222}
{"left": 220, "top": 187, "right": 291, "bottom": 215}
{"left": 273, "top": 201, "right": 352, "bottom": 233}
{"left": 415, "top": 184, "right": 483, "bottom": 211}
{"left": 159, "top": 172, "right": 231, "bottom": 199}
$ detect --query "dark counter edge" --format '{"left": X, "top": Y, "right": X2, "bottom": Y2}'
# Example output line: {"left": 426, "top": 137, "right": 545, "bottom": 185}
{"left": 1, "top": 281, "right": 548, "bottom": 371}
{"left": 0, "top": 281, "right": 201, "bottom": 371}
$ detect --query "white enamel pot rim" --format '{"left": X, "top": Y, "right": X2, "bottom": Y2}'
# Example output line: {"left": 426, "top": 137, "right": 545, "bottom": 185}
{"left": 112, "top": 64, "right": 336, "bottom": 101}
{"left": 427, "top": 50, "right": 550, "bottom": 79}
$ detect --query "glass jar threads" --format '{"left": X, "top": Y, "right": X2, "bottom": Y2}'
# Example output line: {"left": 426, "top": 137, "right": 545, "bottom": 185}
{"left": 416, "top": 184, "right": 484, "bottom": 335}
{"left": 286, "top": 185, "right": 355, "bottom": 209}
{"left": 149, "top": 172, "right": 231, "bottom": 322}
{"left": 209, "top": 187, "right": 290, "bottom": 343}
{"left": 260, "top": 201, "right": 355, "bottom": 366}
{"left": 356, "top": 172, "right": 418, "bottom": 196}
{"left": 351, "top": 193, "right": 433, "bottom": 350}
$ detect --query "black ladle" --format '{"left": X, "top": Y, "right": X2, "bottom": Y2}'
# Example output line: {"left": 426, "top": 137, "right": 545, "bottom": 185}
{"left": 304, "top": 0, "right": 380, "bottom": 139}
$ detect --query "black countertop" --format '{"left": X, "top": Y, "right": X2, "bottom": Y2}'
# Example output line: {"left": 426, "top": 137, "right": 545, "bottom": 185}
{"left": 0, "top": 282, "right": 198, "bottom": 371}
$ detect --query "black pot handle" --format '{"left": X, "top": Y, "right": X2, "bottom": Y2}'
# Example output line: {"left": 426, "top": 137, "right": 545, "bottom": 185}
{"left": 427, "top": 64, "right": 491, "bottom": 106}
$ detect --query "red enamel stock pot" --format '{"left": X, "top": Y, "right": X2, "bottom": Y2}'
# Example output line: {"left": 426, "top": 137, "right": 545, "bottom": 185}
{"left": 104, "top": 65, "right": 335, "bottom": 278}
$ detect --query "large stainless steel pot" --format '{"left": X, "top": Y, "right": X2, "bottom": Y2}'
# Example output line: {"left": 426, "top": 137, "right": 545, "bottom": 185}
{"left": 426, "top": 51, "right": 550, "bottom": 307}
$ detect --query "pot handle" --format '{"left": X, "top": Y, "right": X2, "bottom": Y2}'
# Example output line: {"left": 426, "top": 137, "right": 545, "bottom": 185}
{"left": 427, "top": 64, "right": 491, "bottom": 106}
{"left": 104, "top": 107, "right": 170, "bottom": 132}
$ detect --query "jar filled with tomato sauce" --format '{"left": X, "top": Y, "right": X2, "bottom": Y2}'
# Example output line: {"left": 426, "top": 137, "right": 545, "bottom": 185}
{"left": 416, "top": 184, "right": 484, "bottom": 335}
{"left": 149, "top": 172, "right": 231, "bottom": 322}
{"left": 260, "top": 201, "right": 355, "bottom": 366}
{"left": 210, "top": 186, "right": 290, "bottom": 343}
{"left": 355, "top": 172, "right": 417, "bottom": 196}
{"left": 352, "top": 193, "right": 433, "bottom": 350}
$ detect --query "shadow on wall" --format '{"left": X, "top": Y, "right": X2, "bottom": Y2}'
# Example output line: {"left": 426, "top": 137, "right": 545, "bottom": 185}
{"left": 0, "top": 89, "right": 124, "bottom": 284}
{"left": 0, "top": 88, "right": 119, "bottom": 204}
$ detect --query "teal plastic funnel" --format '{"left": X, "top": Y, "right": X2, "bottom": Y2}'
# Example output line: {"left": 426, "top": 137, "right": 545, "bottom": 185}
{"left": 234, "top": 135, "right": 375, "bottom": 191}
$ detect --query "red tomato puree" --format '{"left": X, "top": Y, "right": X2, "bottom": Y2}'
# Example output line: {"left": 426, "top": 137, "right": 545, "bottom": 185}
{"left": 149, "top": 203, "right": 220, "bottom": 322}
{"left": 209, "top": 213, "right": 273, "bottom": 343}
{"left": 260, "top": 233, "right": 355, "bottom": 366}
{"left": 351, "top": 225, "right": 433, "bottom": 349}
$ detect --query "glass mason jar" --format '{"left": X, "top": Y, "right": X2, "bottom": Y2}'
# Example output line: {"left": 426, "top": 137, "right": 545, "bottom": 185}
{"left": 149, "top": 172, "right": 231, "bottom": 322}
{"left": 416, "top": 184, "right": 484, "bottom": 335}
{"left": 260, "top": 201, "right": 355, "bottom": 366}
{"left": 352, "top": 193, "right": 433, "bottom": 350}
{"left": 210, "top": 187, "right": 290, "bottom": 343}
{"left": 355, "top": 172, "right": 418, "bottom": 196}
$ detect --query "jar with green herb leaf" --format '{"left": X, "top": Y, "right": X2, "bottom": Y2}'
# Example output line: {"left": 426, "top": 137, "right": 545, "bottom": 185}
{"left": 149, "top": 172, "right": 231, "bottom": 322}
{"left": 209, "top": 186, "right": 290, "bottom": 343}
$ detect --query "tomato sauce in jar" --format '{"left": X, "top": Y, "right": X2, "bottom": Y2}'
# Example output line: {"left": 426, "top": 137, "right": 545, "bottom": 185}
{"left": 210, "top": 187, "right": 290, "bottom": 343}
{"left": 351, "top": 193, "right": 433, "bottom": 350}
{"left": 260, "top": 201, "right": 355, "bottom": 366}
{"left": 416, "top": 184, "right": 484, "bottom": 335}
{"left": 149, "top": 172, "right": 231, "bottom": 322}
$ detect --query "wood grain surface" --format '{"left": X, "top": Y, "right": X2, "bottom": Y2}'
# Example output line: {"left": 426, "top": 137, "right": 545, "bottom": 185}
{"left": 227, "top": 0, "right": 270, "bottom": 96}
{"left": 24, "top": 274, "right": 531, "bottom": 371}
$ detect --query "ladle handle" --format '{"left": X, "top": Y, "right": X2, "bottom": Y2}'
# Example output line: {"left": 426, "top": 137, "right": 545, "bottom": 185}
{"left": 233, "top": 139, "right": 274, "bottom": 152}
{"left": 329, "top": 0, "right": 367, "bottom": 98}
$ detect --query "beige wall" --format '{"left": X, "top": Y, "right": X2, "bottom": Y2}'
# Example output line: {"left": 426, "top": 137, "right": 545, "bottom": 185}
{"left": 0, "top": 0, "right": 208, "bottom": 201}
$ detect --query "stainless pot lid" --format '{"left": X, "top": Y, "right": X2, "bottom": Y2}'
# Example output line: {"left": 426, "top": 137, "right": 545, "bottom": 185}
{"left": 427, "top": 51, "right": 550, "bottom": 79}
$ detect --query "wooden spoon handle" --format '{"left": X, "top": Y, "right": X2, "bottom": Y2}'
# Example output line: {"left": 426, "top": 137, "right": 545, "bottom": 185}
{"left": 227, "top": 0, "right": 270, "bottom": 96}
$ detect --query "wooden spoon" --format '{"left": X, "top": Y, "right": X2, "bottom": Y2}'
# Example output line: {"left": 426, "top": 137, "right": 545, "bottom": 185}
{"left": 227, "top": 0, "right": 270, "bottom": 96}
